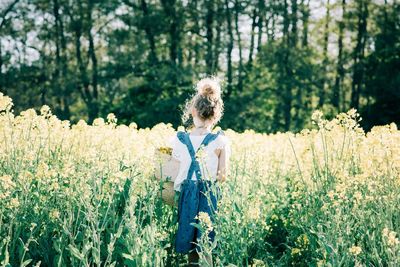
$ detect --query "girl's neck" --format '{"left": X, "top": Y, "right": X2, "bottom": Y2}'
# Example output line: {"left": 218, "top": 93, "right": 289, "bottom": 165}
{"left": 190, "top": 125, "right": 212, "bottom": 135}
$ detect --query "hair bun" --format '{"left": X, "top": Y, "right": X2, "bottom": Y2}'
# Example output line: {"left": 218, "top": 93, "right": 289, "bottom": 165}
{"left": 196, "top": 77, "right": 221, "bottom": 98}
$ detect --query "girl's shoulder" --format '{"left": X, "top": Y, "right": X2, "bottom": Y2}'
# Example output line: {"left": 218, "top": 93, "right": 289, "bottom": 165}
{"left": 212, "top": 131, "right": 230, "bottom": 149}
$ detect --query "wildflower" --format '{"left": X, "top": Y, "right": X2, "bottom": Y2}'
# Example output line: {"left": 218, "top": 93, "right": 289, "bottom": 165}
{"left": 30, "top": 223, "right": 37, "bottom": 231}
{"left": 382, "top": 227, "right": 400, "bottom": 247}
{"left": 382, "top": 227, "right": 389, "bottom": 237}
{"left": 196, "top": 211, "right": 213, "bottom": 232}
{"left": 107, "top": 113, "right": 117, "bottom": 123}
{"left": 389, "top": 122, "right": 397, "bottom": 132}
{"left": 129, "top": 122, "right": 138, "bottom": 129}
{"left": 49, "top": 209, "right": 60, "bottom": 220}
{"left": 155, "top": 230, "right": 168, "bottom": 241}
{"left": 247, "top": 205, "right": 260, "bottom": 221}
{"left": 196, "top": 145, "right": 207, "bottom": 162}
{"left": 40, "top": 105, "right": 51, "bottom": 116}
{"left": 250, "top": 259, "right": 265, "bottom": 267}
{"left": 0, "top": 93, "right": 13, "bottom": 112}
{"left": 0, "top": 175, "right": 15, "bottom": 191}
{"left": 388, "top": 232, "right": 400, "bottom": 247}
{"left": 353, "top": 191, "right": 362, "bottom": 202}
{"left": 327, "top": 190, "right": 335, "bottom": 200}
{"left": 349, "top": 245, "right": 362, "bottom": 256}
{"left": 9, "top": 197, "right": 20, "bottom": 208}
{"left": 291, "top": 247, "right": 301, "bottom": 256}
{"left": 311, "top": 110, "right": 323, "bottom": 124}
{"left": 271, "top": 214, "right": 279, "bottom": 221}
{"left": 93, "top": 118, "right": 105, "bottom": 126}
{"left": 347, "top": 108, "right": 358, "bottom": 118}
{"left": 75, "top": 119, "right": 88, "bottom": 130}
{"left": 157, "top": 146, "right": 172, "bottom": 156}
{"left": 36, "top": 162, "right": 50, "bottom": 180}
{"left": 296, "top": 234, "right": 310, "bottom": 248}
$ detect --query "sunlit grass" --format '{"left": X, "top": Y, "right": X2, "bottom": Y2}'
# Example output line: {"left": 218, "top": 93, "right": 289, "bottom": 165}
{"left": 0, "top": 92, "right": 399, "bottom": 266}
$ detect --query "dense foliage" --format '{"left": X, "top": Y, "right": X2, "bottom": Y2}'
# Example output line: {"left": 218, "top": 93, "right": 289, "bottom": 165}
{"left": 1, "top": 0, "right": 399, "bottom": 132}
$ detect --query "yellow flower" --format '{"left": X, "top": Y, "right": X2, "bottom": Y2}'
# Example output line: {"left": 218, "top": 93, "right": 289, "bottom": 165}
{"left": 9, "top": 197, "right": 20, "bottom": 209}
{"left": 296, "top": 234, "right": 310, "bottom": 248}
{"left": 0, "top": 175, "right": 15, "bottom": 191}
{"left": 349, "top": 245, "right": 362, "bottom": 256}
{"left": 40, "top": 105, "right": 51, "bottom": 116}
{"left": 157, "top": 146, "right": 172, "bottom": 156}
{"left": 327, "top": 190, "right": 335, "bottom": 199}
{"left": 196, "top": 211, "right": 213, "bottom": 232}
{"left": 353, "top": 191, "right": 362, "bottom": 202}
{"left": 106, "top": 113, "right": 117, "bottom": 123}
{"left": 382, "top": 227, "right": 400, "bottom": 247}
{"left": 195, "top": 145, "right": 207, "bottom": 162}
{"left": 388, "top": 232, "right": 399, "bottom": 247}
{"left": 246, "top": 208, "right": 259, "bottom": 221}
{"left": 291, "top": 248, "right": 301, "bottom": 256}
{"left": 311, "top": 110, "right": 323, "bottom": 124}
{"left": 129, "top": 122, "right": 138, "bottom": 129}
{"left": 93, "top": 118, "right": 105, "bottom": 126}
{"left": 49, "top": 209, "right": 60, "bottom": 220}
{"left": 0, "top": 93, "right": 13, "bottom": 112}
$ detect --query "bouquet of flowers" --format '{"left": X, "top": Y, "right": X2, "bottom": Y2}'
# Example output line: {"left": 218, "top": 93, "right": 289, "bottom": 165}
{"left": 154, "top": 146, "right": 179, "bottom": 206}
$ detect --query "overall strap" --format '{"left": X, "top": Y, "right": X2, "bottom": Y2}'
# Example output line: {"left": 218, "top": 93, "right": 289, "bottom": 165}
{"left": 176, "top": 130, "right": 222, "bottom": 181}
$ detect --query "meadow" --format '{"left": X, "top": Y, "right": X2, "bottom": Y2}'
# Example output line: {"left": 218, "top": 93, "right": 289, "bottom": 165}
{"left": 0, "top": 92, "right": 399, "bottom": 266}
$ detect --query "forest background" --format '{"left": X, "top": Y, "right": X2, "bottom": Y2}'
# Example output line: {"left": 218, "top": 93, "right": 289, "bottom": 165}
{"left": 0, "top": 0, "right": 399, "bottom": 133}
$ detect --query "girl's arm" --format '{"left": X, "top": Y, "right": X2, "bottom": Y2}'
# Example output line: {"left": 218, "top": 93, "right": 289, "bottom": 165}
{"left": 216, "top": 146, "right": 229, "bottom": 182}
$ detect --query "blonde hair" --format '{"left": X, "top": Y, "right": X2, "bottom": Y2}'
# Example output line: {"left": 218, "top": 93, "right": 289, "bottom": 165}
{"left": 182, "top": 77, "right": 224, "bottom": 127}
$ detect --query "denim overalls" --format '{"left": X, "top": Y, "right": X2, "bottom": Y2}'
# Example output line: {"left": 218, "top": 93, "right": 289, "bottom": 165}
{"left": 175, "top": 130, "right": 222, "bottom": 254}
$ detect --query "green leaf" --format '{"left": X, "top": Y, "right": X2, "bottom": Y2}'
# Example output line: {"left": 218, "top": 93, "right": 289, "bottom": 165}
{"left": 68, "top": 245, "right": 85, "bottom": 261}
{"left": 122, "top": 253, "right": 135, "bottom": 260}
{"left": 20, "top": 259, "right": 32, "bottom": 267}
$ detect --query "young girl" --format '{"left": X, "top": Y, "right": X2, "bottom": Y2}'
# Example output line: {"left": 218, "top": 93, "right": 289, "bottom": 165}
{"left": 169, "top": 77, "right": 230, "bottom": 266}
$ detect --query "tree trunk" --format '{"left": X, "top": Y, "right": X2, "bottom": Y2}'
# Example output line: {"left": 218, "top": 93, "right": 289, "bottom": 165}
{"left": 87, "top": 0, "right": 99, "bottom": 121}
{"left": 53, "top": 0, "right": 66, "bottom": 118}
{"left": 52, "top": 0, "right": 70, "bottom": 119}
{"left": 140, "top": 0, "right": 158, "bottom": 64}
{"left": 247, "top": 7, "right": 257, "bottom": 68}
{"left": 319, "top": 0, "right": 330, "bottom": 107}
{"left": 282, "top": 0, "right": 292, "bottom": 131}
{"left": 234, "top": 0, "right": 243, "bottom": 91}
{"left": 351, "top": 0, "right": 368, "bottom": 110}
{"left": 59, "top": 2, "right": 70, "bottom": 119}
{"left": 73, "top": 4, "right": 90, "bottom": 105}
{"left": 188, "top": 0, "right": 200, "bottom": 68}
{"left": 67, "top": 0, "right": 98, "bottom": 123}
{"left": 256, "top": 0, "right": 265, "bottom": 53}
{"left": 160, "top": 0, "right": 180, "bottom": 66}
{"left": 213, "top": 3, "right": 223, "bottom": 72}
{"left": 291, "top": 0, "right": 302, "bottom": 129}
{"left": 0, "top": 0, "right": 21, "bottom": 93}
{"left": 205, "top": 0, "right": 214, "bottom": 74}
{"left": 333, "top": 0, "right": 346, "bottom": 110}
{"left": 300, "top": 0, "right": 310, "bottom": 47}
{"left": 225, "top": 0, "right": 233, "bottom": 97}
{"left": 291, "top": 0, "right": 298, "bottom": 47}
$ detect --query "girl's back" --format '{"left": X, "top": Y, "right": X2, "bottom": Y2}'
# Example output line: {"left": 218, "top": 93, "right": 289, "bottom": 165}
{"left": 169, "top": 131, "right": 230, "bottom": 192}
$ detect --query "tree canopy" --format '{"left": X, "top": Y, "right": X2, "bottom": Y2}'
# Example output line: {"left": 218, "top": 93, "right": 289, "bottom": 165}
{"left": 1, "top": 0, "right": 399, "bottom": 132}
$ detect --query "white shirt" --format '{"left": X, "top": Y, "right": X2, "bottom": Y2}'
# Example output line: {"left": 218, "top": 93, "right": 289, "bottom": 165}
{"left": 168, "top": 133, "right": 231, "bottom": 192}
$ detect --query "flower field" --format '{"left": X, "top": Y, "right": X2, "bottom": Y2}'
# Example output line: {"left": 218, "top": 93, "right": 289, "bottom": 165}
{"left": 0, "top": 92, "right": 399, "bottom": 266}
